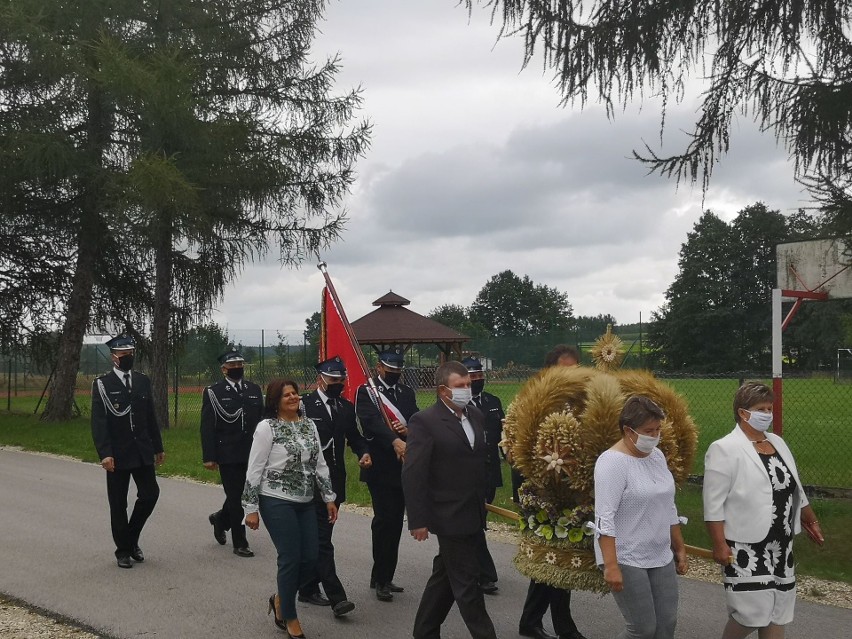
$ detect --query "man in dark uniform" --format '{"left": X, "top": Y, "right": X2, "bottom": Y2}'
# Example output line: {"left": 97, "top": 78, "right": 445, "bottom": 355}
{"left": 402, "top": 360, "right": 497, "bottom": 639}
{"left": 91, "top": 334, "right": 164, "bottom": 569}
{"left": 200, "top": 350, "right": 263, "bottom": 557}
{"left": 517, "top": 345, "right": 587, "bottom": 639}
{"left": 297, "top": 356, "right": 372, "bottom": 618}
{"left": 355, "top": 347, "right": 418, "bottom": 602}
{"left": 462, "top": 356, "right": 503, "bottom": 596}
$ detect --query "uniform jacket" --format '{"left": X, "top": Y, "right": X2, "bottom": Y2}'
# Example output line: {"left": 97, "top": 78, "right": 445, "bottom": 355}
{"left": 200, "top": 378, "right": 264, "bottom": 465}
{"left": 473, "top": 391, "right": 505, "bottom": 489}
{"left": 355, "top": 377, "right": 418, "bottom": 486}
{"left": 401, "top": 401, "right": 488, "bottom": 537}
{"left": 302, "top": 390, "right": 369, "bottom": 503}
{"left": 703, "top": 424, "right": 809, "bottom": 543}
{"left": 91, "top": 370, "right": 163, "bottom": 470}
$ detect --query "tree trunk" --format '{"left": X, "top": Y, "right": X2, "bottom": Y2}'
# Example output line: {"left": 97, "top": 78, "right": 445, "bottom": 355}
{"left": 41, "top": 29, "right": 108, "bottom": 422}
{"left": 150, "top": 217, "right": 173, "bottom": 430}
{"left": 41, "top": 219, "right": 99, "bottom": 421}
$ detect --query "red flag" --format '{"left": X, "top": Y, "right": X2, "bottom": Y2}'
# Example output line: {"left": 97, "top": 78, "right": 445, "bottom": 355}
{"left": 320, "top": 286, "right": 367, "bottom": 404}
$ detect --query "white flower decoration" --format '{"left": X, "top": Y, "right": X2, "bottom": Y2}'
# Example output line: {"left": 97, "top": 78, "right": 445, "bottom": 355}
{"left": 570, "top": 556, "right": 583, "bottom": 568}
{"left": 783, "top": 496, "right": 793, "bottom": 536}
{"left": 526, "top": 545, "right": 534, "bottom": 559}
{"left": 540, "top": 453, "right": 566, "bottom": 473}
{"left": 545, "top": 552, "right": 557, "bottom": 565}
{"left": 731, "top": 542, "right": 758, "bottom": 577}
{"left": 763, "top": 540, "right": 782, "bottom": 572}
{"left": 601, "top": 346, "right": 617, "bottom": 362}
{"left": 769, "top": 501, "right": 777, "bottom": 526}
{"left": 767, "top": 456, "right": 791, "bottom": 491}
{"left": 783, "top": 545, "right": 794, "bottom": 577}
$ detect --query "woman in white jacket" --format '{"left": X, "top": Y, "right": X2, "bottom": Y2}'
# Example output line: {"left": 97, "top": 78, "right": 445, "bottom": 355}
{"left": 703, "top": 382, "right": 824, "bottom": 639}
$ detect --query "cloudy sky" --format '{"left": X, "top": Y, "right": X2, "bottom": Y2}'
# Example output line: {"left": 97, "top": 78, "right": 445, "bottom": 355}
{"left": 211, "top": 0, "right": 807, "bottom": 345}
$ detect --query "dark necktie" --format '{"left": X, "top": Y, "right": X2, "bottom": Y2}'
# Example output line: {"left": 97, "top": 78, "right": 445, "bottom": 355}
{"left": 236, "top": 382, "right": 243, "bottom": 395}
{"left": 385, "top": 386, "right": 396, "bottom": 404}
{"left": 473, "top": 395, "right": 482, "bottom": 409}
{"left": 327, "top": 398, "right": 339, "bottom": 421}
{"left": 123, "top": 373, "right": 131, "bottom": 391}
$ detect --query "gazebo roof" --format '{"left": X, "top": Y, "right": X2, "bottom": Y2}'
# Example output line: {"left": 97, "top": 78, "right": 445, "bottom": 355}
{"left": 352, "top": 292, "right": 468, "bottom": 345}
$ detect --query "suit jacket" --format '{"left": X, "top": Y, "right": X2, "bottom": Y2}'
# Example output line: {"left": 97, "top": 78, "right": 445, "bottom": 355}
{"left": 200, "top": 378, "right": 264, "bottom": 465}
{"left": 355, "top": 377, "right": 418, "bottom": 486}
{"left": 91, "top": 370, "right": 163, "bottom": 470}
{"left": 703, "top": 424, "right": 809, "bottom": 543}
{"left": 302, "top": 390, "right": 369, "bottom": 503}
{"left": 401, "top": 401, "right": 488, "bottom": 537}
{"left": 473, "top": 391, "right": 505, "bottom": 489}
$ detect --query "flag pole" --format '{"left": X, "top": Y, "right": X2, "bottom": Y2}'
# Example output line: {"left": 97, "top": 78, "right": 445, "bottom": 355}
{"left": 316, "top": 260, "right": 397, "bottom": 434}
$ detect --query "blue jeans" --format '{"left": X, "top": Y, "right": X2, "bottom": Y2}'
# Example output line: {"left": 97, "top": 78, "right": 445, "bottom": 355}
{"left": 611, "top": 561, "right": 679, "bottom": 639}
{"left": 259, "top": 496, "right": 319, "bottom": 619}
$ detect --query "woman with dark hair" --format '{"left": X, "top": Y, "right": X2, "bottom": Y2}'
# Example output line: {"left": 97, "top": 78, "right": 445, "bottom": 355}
{"left": 243, "top": 379, "right": 337, "bottom": 638}
{"left": 594, "top": 395, "right": 688, "bottom": 639}
{"left": 704, "top": 382, "right": 823, "bottom": 639}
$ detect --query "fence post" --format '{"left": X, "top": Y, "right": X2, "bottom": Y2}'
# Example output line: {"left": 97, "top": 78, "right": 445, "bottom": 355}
{"left": 7, "top": 358, "right": 11, "bottom": 411}
{"left": 173, "top": 359, "right": 179, "bottom": 427}
{"left": 261, "top": 329, "right": 265, "bottom": 376}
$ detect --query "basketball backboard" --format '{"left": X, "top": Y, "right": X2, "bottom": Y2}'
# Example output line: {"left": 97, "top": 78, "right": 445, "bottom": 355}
{"left": 776, "top": 238, "right": 852, "bottom": 299}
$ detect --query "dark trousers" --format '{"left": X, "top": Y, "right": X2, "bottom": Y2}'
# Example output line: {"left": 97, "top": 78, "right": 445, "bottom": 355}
{"left": 477, "top": 528, "right": 498, "bottom": 584}
{"left": 519, "top": 580, "right": 579, "bottom": 635}
{"left": 259, "top": 496, "right": 318, "bottom": 620}
{"left": 367, "top": 481, "right": 405, "bottom": 585}
{"left": 106, "top": 464, "right": 160, "bottom": 558}
{"left": 212, "top": 462, "right": 248, "bottom": 549}
{"left": 413, "top": 533, "right": 497, "bottom": 639}
{"left": 299, "top": 500, "right": 347, "bottom": 605}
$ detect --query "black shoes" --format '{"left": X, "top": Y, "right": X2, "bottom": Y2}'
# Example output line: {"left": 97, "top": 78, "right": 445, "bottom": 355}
{"left": 298, "top": 592, "right": 331, "bottom": 606}
{"left": 332, "top": 600, "right": 356, "bottom": 617}
{"left": 233, "top": 546, "right": 254, "bottom": 558}
{"left": 267, "top": 594, "right": 286, "bottom": 630}
{"left": 480, "top": 580, "right": 498, "bottom": 594}
{"left": 370, "top": 580, "right": 404, "bottom": 592}
{"left": 116, "top": 556, "right": 133, "bottom": 569}
{"left": 209, "top": 513, "right": 226, "bottom": 545}
{"left": 130, "top": 546, "right": 144, "bottom": 562}
{"left": 375, "top": 583, "right": 394, "bottom": 602}
{"left": 519, "top": 627, "right": 557, "bottom": 639}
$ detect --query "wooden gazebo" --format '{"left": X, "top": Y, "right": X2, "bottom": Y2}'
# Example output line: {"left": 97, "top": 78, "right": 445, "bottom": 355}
{"left": 351, "top": 291, "right": 469, "bottom": 361}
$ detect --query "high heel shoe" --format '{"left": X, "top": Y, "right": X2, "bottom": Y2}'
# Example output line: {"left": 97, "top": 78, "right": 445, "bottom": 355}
{"left": 285, "top": 619, "right": 306, "bottom": 639}
{"left": 267, "top": 594, "right": 286, "bottom": 630}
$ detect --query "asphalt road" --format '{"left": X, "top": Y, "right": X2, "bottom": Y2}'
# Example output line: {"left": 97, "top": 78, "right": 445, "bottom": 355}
{"left": 0, "top": 448, "right": 848, "bottom": 638}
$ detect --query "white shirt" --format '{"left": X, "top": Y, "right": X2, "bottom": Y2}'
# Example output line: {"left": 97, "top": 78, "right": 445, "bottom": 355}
{"left": 113, "top": 367, "right": 131, "bottom": 388}
{"left": 442, "top": 401, "right": 475, "bottom": 448}
{"left": 593, "top": 448, "right": 679, "bottom": 568}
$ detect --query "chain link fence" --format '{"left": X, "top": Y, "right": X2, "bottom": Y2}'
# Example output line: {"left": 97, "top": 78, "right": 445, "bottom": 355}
{"left": 2, "top": 332, "right": 850, "bottom": 490}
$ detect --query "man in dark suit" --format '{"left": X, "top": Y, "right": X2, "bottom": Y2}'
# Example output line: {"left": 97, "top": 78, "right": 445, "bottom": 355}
{"left": 297, "top": 356, "right": 372, "bottom": 618}
{"left": 200, "top": 350, "right": 263, "bottom": 557}
{"left": 402, "top": 360, "right": 497, "bottom": 639}
{"left": 91, "top": 334, "right": 164, "bottom": 569}
{"left": 516, "top": 345, "right": 587, "bottom": 639}
{"left": 462, "top": 356, "right": 503, "bottom": 596}
{"left": 355, "top": 347, "right": 418, "bottom": 602}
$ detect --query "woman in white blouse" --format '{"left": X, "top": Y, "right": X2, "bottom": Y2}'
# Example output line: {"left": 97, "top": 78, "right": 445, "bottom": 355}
{"left": 243, "top": 379, "right": 337, "bottom": 639}
{"left": 594, "top": 395, "right": 688, "bottom": 639}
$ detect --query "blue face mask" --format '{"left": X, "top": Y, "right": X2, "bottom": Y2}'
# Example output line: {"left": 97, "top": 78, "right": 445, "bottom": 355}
{"left": 745, "top": 409, "right": 773, "bottom": 432}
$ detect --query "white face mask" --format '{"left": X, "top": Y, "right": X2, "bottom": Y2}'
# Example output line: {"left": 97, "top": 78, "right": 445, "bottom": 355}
{"left": 745, "top": 409, "right": 773, "bottom": 432}
{"left": 446, "top": 387, "right": 472, "bottom": 409}
{"left": 628, "top": 427, "right": 660, "bottom": 454}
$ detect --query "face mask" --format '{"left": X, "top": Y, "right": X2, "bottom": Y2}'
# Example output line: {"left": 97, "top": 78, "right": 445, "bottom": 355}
{"left": 324, "top": 382, "right": 344, "bottom": 398}
{"left": 470, "top": 379, "right": 485, "bottom": 396}
{"left": 116, "top": 355, "right": 134, "bottom": 372}
{"left": 628, "top": 427, "right": 659, "bottom": 454}
{"left": 383, "top": 370, "right": 401, "bottom": 386}
{"left": 225, "top": 367, "right": 244, "bottom": 381}
{"left": 446, "top": 387, "right": 472, "bottom": 409}
{"left": 745, "top": 409, "right": 773, "bottom": 432}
